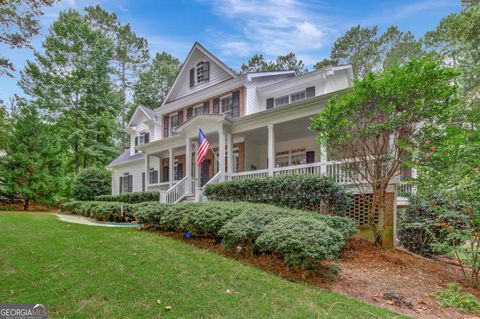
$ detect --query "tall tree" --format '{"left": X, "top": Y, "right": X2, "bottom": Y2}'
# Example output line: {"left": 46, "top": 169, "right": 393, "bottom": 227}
{"left": 134, "top": 52, "right": 180, "bottom": 109}
{"left": 0, "top": 103, "right": 62, "bottom": 210}
{"left": 86, "top": 5, "right": 150, "bottom": 150}
{"left": 19, "top": 9, "right": 118, "bottom": 175}
{"left": 315, "top": 25, "right": 422, "bottom": 78}
{"left": 0, "top": 0, "right": 57, "bottom": 77}
{"left": 311, "top": 57, "right": 458, "bottom": 246}
{"left": 0, "top": 100, "right": 8, "bottom": 151}
{"left": 240, "top": 52, "right": 306, "bottom": 74}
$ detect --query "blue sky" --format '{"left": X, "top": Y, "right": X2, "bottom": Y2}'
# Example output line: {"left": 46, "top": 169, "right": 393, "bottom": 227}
{"left": 0, "top": 0, "right": 461, "bottom": 103}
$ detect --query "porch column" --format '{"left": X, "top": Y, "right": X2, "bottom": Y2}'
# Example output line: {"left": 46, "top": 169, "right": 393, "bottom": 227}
{"left": 185, "top": 136, "right": 192, "bottom": 195}
{"left": 218, "top": 126, "right": 226, "bottom": 181}
{"left": 194, "top": 142, "right": 200, "bottom": 187}
{"left": 226, "top": 132, "right": 233, "bottom": 176}
{"left": 168, "top": 148, "right": 174, "bottom": 188}
{"left": 144, "top": 153, "right": 151, "bottom": 189}
{"left": 267, "top": 124, "right": 275, "bottom": 176}
{"left": 320, "top": 146, "right": 327, "bottom": 175}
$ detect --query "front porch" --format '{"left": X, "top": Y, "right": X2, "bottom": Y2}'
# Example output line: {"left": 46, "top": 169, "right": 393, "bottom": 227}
{"left": 137, "top": 113, "right": 413, "bottom": 205}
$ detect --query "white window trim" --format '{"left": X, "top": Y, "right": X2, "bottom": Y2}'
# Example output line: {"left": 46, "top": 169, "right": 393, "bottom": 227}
{"left": 196, "top": 60, "right": 209, "bottom": 85}
{"left": 274, "top": 95, "right": 289, "bottom": 107}
{"left": 275, "top": 148, "right": 307, "bottom": 167}
{"left": 138, "top": 131, "right": 146, "bottom": 145}
{"left": 220, "top": 94, "right": 233, "bottom": 115}
{"left": 290, "top": 89, "right": 306, "bottom": 103}
{"left": 193, "top": 104, "right": 205, "bottom": 115}
{"left": 169, "top": 112, "right": 179, "bottom": 136}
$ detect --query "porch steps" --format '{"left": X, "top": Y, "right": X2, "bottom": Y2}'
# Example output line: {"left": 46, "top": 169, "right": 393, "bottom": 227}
{"left": 182, "top": 195, "right": 196, "bottom": 203}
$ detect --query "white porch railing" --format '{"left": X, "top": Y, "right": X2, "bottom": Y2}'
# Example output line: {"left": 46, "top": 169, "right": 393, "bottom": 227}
{"left": 147, "top": 182, "right": 170, "bottom": 192}
{"left": 195, "top": 171, "right": 223, "bottom": 202}
{"left": 273, "top": 162, "right": 322, "bottom": 175}
{"left": 160, "top": 176, "right": 188, "bottom": 204}
{"left": 227, "top": 169, "right": 269, "bottom": 180}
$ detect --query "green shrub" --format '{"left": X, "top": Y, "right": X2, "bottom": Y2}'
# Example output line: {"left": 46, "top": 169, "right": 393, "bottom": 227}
{"left": 308, "top": 214, "right": 357, "bottom": 240}
{"left": 203, "top": 174, "right": 352, "bottom": 215}
{"left": 60, "top": 201, "right": 136, "bottom": 222}
{"left": 72, "top": 168, "right": 111, "bottom": 201}
{"left": 178, "top": 202, "right": 245, "bottom": 238}
{"left": 256, "top": 216, "right": 345, "bottom": 269}
{"left": 95, "top": 191, "right": 160, "bottom": 204}
{"left": 218, "top": 205, "right": 296, "bottom": 249}
{"left": 436, "top": 283, "right": 480, "bottom": 314}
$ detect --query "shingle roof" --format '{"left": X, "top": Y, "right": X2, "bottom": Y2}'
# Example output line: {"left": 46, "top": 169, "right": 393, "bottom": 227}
{"left": 139, "top": 105, "right": 157, "bottom": 119}
{"left": 107, "top": 150, "right": 144, "bottom": 168}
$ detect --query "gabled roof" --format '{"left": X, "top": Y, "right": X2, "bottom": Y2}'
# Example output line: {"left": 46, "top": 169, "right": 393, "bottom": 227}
{"left": 161, "top": 42, "right": 238, "bottom": 106}
{"left": 127, "top": 105, "right": 157, "bottom": 128}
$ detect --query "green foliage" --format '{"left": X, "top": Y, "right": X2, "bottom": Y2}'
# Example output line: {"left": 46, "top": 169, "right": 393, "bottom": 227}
{"left": 0, "top": 0, "right": 57, "bottom": 77}
{"left": 96, "top": 191, "right": 160, "bottom": 203}
{"left": 315, "top": 25, "right": 422, "bottom": 78}
{"left": 0, "top": 104, "right": 63, "bottom": 210}
{"left": 309, "top": 214, "right": 358, "bottom": 240}
{"left": 19, "top": 9, "right": 119, "bottom": 175}
{"left": 72, "top": 167, "right": 111, "bottom": 201}
{"left": 240, "top": 53, "right": 306, "bottom": 74}
{"left": 218, "top": 205, "right": 295, "bottom": 250}
{"left": 311, "top": 56, "right": 459, "bottom": 246}
{"left": 256, "top": 216, "right": 345, "bottom": 269}
{"left": 134, "top": 52, "right": 180, "bottom": 109}
{"left": 436, "top": 283, "right": 480, "bottom": 314}
{"left": 203, "top": 174, "right": 352, "bottom": 215}
{"left": 60, "top": 200, "right": 138, "bottom": 222}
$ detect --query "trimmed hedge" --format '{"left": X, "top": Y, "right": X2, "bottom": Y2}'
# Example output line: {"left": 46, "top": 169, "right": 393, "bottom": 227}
{"left": 61, "top": 199, "right": 357, "bottom": 269}
{"left": 203, "top": 174, "right": 352, "bottom": 215}
{"left": 72, "top": 168, "right": 111, "bottom": 201}
{"left": 256, "top": 216, "right": 345, "bottom": 268}
{"left": 60, "top": 201, "right": 138, "bottom": 222}
{"left": 95, "top": 191, "right": 160, "bottom": 204}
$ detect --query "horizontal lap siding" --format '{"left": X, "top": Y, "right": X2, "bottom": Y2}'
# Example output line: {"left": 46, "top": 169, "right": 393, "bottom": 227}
{"left": 111, "top": 157, "right": 160, "bottom": 195}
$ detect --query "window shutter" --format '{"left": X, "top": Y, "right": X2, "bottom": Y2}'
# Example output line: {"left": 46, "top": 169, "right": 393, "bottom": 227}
{"left": 145, "top": 133, "right": 149, "bottom": 144}
{"left": 177, "top": 110, "right": 183, "bottom": 125}
{"left": 128, "top": 175, "right": 133, "bottom": 193}
{"left": 189, "top": 68, "right": 195, "bottom": 87}
{"left": 306, "top": 86, "right": 315, "bottom": 98}
{"left": 213, "top": 98, "right": 220, "bottom": 113}
{"left": 266, "top": 98, "right": 274, "bottom": 109}
{"left": 204, "top": 62, "right": 210, "bottom": 81}
{"left": 187, "top": 106, "right": 193, "bottom": 119}
{"left": 142, "top": 172, "right": 145, "bottom": 192}
{"left": 163, "top": 116, "right": 169, "bottom": 137}
{"left": 119, "top": 176, "right": 123, "bottom": 194}
{"left": 203, "top": 101, "right": 209, "bottom": 114}
{"left": 231, "top": 91, "right": 240, "bottom": 118}
{"left": 135, "top": 136, "right": 138, "bottom": 146}
{"left": 154, "top": 170, "right": 159, "bottom": 184}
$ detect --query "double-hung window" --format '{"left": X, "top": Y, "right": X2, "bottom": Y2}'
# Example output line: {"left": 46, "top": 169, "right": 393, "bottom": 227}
{"left": 194, "top": 104, "right": 205, "bottom": 115}
{"left": 290, "top": 90, "right": 306, "bottom": 103}
{"left": 221, "top": 95, "right": 233, "bottom": 115}
{"left": 274, "top": 95, "right": 289, "bottom": 107}
{"left": 149, "top": 168, "right": 159, "bottom": 184}
{"left": 139, "top": 132, "right": 145, "bottom": 145}
{"left": 169, "top": 113, "right": 179, "bottom": 136}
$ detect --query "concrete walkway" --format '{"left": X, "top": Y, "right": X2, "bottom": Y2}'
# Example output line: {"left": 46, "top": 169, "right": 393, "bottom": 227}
{"left": 56, "top": 213, "right": 142, "bottom": 227}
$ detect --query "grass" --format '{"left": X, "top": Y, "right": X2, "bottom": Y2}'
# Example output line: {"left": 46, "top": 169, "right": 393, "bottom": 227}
{"left": 0, "top": 212, "right": 404, "bottom": 318}
{"left": 436, "top": 283, "right": 480, "bottom": 314}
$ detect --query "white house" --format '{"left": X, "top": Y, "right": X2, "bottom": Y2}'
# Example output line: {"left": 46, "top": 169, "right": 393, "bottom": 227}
{"left": 107, "top": 42, "right": 356, "bottom": 197}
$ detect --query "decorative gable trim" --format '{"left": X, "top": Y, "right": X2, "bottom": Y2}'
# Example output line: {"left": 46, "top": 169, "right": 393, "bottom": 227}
{"left": 126, "top": 105, "right": 157, "bottom": 128}
{"left": 162, "top": 42, "right": 238, "bottom": 106}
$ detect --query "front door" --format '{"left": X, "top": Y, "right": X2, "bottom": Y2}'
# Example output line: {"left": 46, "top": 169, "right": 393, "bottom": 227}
{"left": 201, "top": 159, "right": 210, "bottom": 186}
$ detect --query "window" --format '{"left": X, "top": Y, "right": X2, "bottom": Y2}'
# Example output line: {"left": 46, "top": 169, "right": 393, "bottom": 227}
{"left": 120, "top": 173, "right": 132, "bottom": 194}
{"left": 173, "top": 159, "right": 183, "bottom": 181}
{"left": 221, "top": 95, "right": 233, "bottom": 115}
{"left": 169, "top": 113, "right": 179, "bottom": 136}
{"left": 274, "top": 95, "right": 289, "bottom": 107}
{"left": 139, "top": 132, "right": 145, "bottom": 145}
{"left": 194, "top": 104, "right": 205, "bottom": 115}
{"left": 196, "top": 61, "right": 210, "bottom": 83}
{"left": 149, "top": 168, "right": 159, "bottom": 184}
{"left": 290, "top": 90, "right": 306, "bottom": 103}
{"left": 275, "top": 148, "right": 306, "bottom": 167}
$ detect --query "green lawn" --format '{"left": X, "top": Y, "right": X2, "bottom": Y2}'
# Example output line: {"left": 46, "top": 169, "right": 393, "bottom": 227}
{"left": 0, "top": 213, "right": 403, "bottom": 318}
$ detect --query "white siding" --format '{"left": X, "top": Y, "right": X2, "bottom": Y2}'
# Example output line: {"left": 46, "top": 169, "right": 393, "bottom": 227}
{"left": 111, "top": 157, "right": 161, "bottom": 195}
{"left": 245, "top": 76, "right": 292, "bottom": 115}
{"left": 168, "top": 50, "right": 233, "bottom": 102}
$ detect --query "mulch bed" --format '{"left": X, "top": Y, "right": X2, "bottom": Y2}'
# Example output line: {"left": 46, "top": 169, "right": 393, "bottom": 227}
{"left": 147, "top": 228, "right": 480, "bottom": 319}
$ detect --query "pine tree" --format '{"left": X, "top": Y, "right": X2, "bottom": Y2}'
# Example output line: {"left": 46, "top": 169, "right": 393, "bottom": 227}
{"left": 0, "top": 103, "right": 63, "bottom": 210}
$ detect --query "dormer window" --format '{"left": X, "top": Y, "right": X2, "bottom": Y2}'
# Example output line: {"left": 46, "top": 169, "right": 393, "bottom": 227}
{"left": 134, "top": 132, "right": 149, "bottom": 153}
{"left": 190, "top": 61, "right": 210, "bottom": 87}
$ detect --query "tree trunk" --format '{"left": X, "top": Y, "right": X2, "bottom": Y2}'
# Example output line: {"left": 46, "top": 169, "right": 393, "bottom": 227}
{"left": 23, "top": 198, "right": 29, "bottom": 211}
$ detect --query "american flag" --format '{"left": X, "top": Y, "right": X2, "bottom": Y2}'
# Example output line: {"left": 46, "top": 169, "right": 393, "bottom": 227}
{"left": 196, "top": 129, "right": 210, "bottom": 166}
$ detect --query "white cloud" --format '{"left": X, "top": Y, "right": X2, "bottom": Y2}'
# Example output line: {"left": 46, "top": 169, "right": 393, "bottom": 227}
{"left": 203, "top": 0, "right": 338, "bottom": 58}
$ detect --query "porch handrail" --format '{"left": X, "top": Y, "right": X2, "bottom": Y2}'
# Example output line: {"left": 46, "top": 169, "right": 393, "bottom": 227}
{"left": 202, "top": 171, "right": 222, "bottom": 190}
{"left": 227, "top": 169, "right": 269, "bottom": 179}
{"left": 161, "top": 176, "right": 188, "bottom": 204}
{"left": 273, "top": 162, "right": 322, "bottom": 174}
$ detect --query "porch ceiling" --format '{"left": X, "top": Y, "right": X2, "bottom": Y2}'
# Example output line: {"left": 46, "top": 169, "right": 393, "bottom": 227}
{"left": 237, "top": 116, "right": 317, "bottom": 144}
